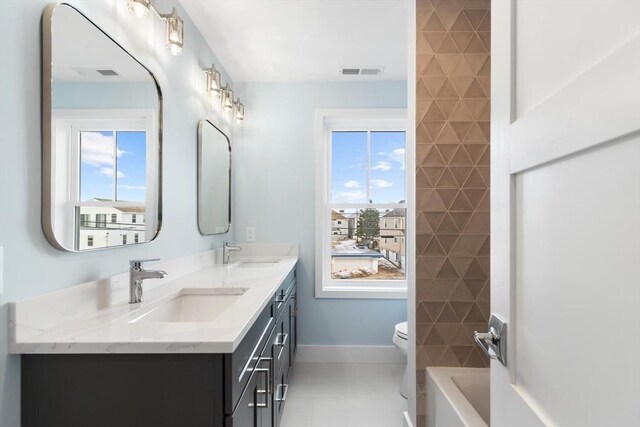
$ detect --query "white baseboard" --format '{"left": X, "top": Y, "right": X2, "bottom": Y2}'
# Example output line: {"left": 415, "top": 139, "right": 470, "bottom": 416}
{"left": 295, "top": 345, "right": 406, "bottom": 364}
{"left": 403, "top": 411, "right": 414, "bottom": 427}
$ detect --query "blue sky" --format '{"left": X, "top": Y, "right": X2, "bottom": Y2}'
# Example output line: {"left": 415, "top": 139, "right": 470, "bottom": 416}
{"left": 331, "top": 131, "right": 405, "bottom": 204}
{"left": 80, "top": 131, "right": 146, "bottom": 203}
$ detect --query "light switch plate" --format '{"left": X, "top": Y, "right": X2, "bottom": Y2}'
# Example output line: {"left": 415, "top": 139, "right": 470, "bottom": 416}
{"left": 246, "top": 227, "right": 256, "bottom": 242}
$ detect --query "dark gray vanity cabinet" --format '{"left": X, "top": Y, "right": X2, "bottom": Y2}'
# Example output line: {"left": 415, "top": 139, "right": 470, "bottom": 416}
{"left": 22, "top": 268, "right": 297, "bottom": 427}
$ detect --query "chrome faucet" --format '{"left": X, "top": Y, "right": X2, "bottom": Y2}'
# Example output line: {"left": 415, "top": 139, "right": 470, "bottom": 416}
{"left": 223, "top": 241, "right": 242, "bottom": 265}
{"left": 129, "top": 258, "right": 168, "bottom": 304}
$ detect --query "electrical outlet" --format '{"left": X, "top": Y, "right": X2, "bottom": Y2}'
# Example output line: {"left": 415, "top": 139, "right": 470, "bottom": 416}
{"left": 246, "top": 227, "right": 256, "bottom": 242}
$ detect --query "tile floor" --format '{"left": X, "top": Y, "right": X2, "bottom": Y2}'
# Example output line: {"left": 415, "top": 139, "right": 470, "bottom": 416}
{"left": 280, "top": 363, "right": 407, "bottom": 427}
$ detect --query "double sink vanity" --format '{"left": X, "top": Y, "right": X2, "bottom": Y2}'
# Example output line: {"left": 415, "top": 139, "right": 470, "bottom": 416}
{"left": 11, "top": 245, "right": 298, "bottom": 427}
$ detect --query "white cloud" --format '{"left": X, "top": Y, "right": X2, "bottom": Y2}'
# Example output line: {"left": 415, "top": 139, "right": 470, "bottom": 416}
{"left": 372, "top": 161, "right": 392, "bottom": 171}
{"left": 333, "top": 190, "right": 367, "bottom": 203}
{"left": 371, "top": 179, "right": 393, "bottom": 188}
{"left": 118, "top": 184, "right": 146, "bottom": 191}
{"left": 98, "top": 167, "right": 125, "bottom": 178}
{"left": 344, "top": 180, "right": 360, "bottom": 189}
{"left": 376, "top": 148, "right": 405, "bottom": 170}
{"left": 81, "top": 131, "right": 126, "bottom": 168}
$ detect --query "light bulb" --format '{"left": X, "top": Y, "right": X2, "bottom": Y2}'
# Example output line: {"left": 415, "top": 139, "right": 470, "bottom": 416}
{"left": 234, "top": 99, "right": 245, "bottom": 121}
{"left": 163, "top": 9, "right": 184, "bottom": 56}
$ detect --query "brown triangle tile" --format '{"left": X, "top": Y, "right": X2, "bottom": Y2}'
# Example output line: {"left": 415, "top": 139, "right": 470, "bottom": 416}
{"left": 477, "top": 237, "right": 490, "bottom": 256}
{"left": 449, "top": 76, "right": 474, "bottom": 97}
{"left": 425, "top": 212, "right": 446, "bottom": 231}
{"left": 416, "top": 78, "right": 432, "bottom": 99}
{"left": 424, "top": 101, "right": 446, "bottom": 122}
{"left": 464, "top": 78, "right": 487, "bottom": 98}
{"left": 425, "top": 11, "right": 446, "bottom": 31}
{"left": 425, "top": 121, "right": 446, "bottom": 141}
{"left": 464, "top": 347, "right": 488, "bottom": 368}
{"left": 416, "top": 302, "right": 431, "bottom": 322}
{"left": 450, "top": 122, "right": 473, "bottom": 141}
{"left": 416, "top": 1, "right": 432, "bottom": 29}
{"left": 424, "top": 302, "right": 446, "bottom": 323}
{"left": 449, "top": 212, "right": 473, "bottom": 234}
{"left": 436, "top": 144, "right": 459, "bottom": 164}
{"left": 436, "top": 78, "right": 460, "bottom": 98}
{"left": 464, "top": 212, "right": 488, "bottom": 234}
{"left": 438, "top": 54, "right": 461, "bottom": 75}
{"left": 450, "top": 32, "right": 473, "bottom": 53}
{"left": 425, "top": 345, "right": 448, "bottom": 364}
{"left": 424, "top": 55, "right": 446, "bottom": 75}
{"left": 449, "top": 147, "right": 473, "bottom": 166}
{"left": 436, "top": 323, "right": 460, "bottom": 344}
{"left": 463, "top": 258, "right": 487, "bottom": 279}
{"left": 464, "top": 144, "right": 487, "bottom": 164}
{"left": 425, "top": 326, "right": 447, "bottom": 345}
{"left": 464, "top": 98, "right": 489, "bottom": 120}
{"left": 436, "top": 169, "right": 460, "bottom": 189}
{"left": 450, "top": 256, "right": 474, "bottom": 277}
{"left": 450, "top": 189, "right": 473, "bottom": 210}
{"left": 417, "top": 143, "right": 432, "bottom": 165}
{"left": 449, "top": 167, "right": 473, "bottom": 187}
{"left": 477, "top": 301, "right": 490, "bottom": 319}
{"left": 421, "top": 279, "right": 447, "bottom": 301}
{"left": 437, "top": 34, "right": 460, "bottom": 53}
{"left": 477, "top": 166, "right": 490, "bottom": 186}
{"left": 416, "top": 233, "right": 432, "bottom": 255}
{"left": 435, "top": 99, "right": 460, "bottom": 119}
{"left": 416, "top": 323, "right": 433, "bottom": 346}
{"left": 451, "top": 346, "right": 473, "bottom": 364}
{"left": 477, "top": 256, "right": 490, "bottom": 276}
{"left": 431, "top": 278, "right": 459, "bottom": 299}
{"left": 464, "top": 303, "right": 488, "bottom": 323}
{"left": 466, "top": 54, "right": 489, "bottom": 74}
{"left": 424, "top": 256, "right": 447, "bottom": 277}
{"left": 478, "top": 11, "right": 490, "bottom": 31}
{"left": 416, "top": 98, "right": 431, "bottom": 122}
{"left": 463, "top": 279, "right": 486, "bottom": 299}
{"left": 417, "top": 54, "right": 433, "bottom": 76}
{"left": 477, "top": 147, "right": 489, "bottom": 166}
{"left": 449, "top": 101, "right": 474, "bottom": 121}
{"left": 463, "top": 235, "right": 487, "bottom": 254}
{"left": 416, "top": 256, "right": 430, "bottom": 279}
{"left": 435, "top": 123, "right": 460, "bottom": 144}
{"left": 437, "top": 303, "right": 460, "bottom": 322}
{"left": 464, "top": 123, "right": 488, "bottom": 143}
{"left": 424, "top": 75, "right": 447, "bottom": 96}
{"left": 464, "top": 0, "right": 490, "bottom": 10}
{"left": 416, "top": 168, "right": 432, "bottom": 189}
{"left": 417, "top": 124, "right": 431, "bottom": 145}
{"left": 477, "top": 281, "right": 490, "bottom": 302}
{"left": 437, "top": 258, "right": 459, "bottom": 278}
{"left": 437, "top": 214, "right": 459, "bottom": 233}
{"left": 423, "top": 189, "right": 448, "bottom": 212}
{"left": 450, "top": 301, "right": 473, "bottom": 320}
{"left": 464, "top": 33, "right": 488, "bottom": 53}
{"left": 423, "top": 146, "right": 445, "bottom": 166}
{"left": 417, "top": 189, "right": 431, "bottom": 209}
{"left": 450, "top": 280, "right": 475, "bottom": 301}
{"left": 436, "top": 1, "right": 462, "bottom": 29}
{"left": 464, "top": 189, "right": 487, "bottom": 208}
{"left": 464, "top": 9, "right": 487, "bottom": 30}
{"left": 416, "top": 212, "right": 434, "bottom": 233}
{"left": 450, "top": 12, "right": 473, "bottom": 31}
{"left": 440, "top": 347, "right": 462, "bottom": 366}
{"left": 436, "top": 234, "right": 459, "bottom": 254}
{"left": 477, "top": 190, "right": 490, "bottom": 210}
{"left": 477, "top": 56, "right": 490, "bottom": 76}
{"left": 477, "top": 76, "right": 491, "bottom": 96}
{"left": 478, "top": 122, "right": 490, "bottom": 140}
{"left": 449, "top": 53, "right": 474, "bottom": 76}
{"left": 436, "top": 188, "right": 459, "bottom": 208}
{"left": 417, "top": 32, "right": 433, "bottom": 54}
{"left": 424, "top": 166, "right": 445, "bottom": 185}
{"left": 478, "top": 31, "right": 490, "bottom": 51}
{"left": 425, "top": 31, "right": 447, "bottom": 52}
{"left": 478, "top": 102, "right": 490, "bottom": 122}
{"left": 463, "top": 168, "right": 487, "bottom": 188}
{"left": 424, "top": 238, "right": 445, "bottom": 256}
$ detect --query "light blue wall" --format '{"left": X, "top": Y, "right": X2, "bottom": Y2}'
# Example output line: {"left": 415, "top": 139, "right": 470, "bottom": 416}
{"left": 0, "top": 1, "right": 238, "bottom": 425}
{"left": 234, "top": 81, "right": 408, "bottom": 346}
{"left": 52, "top": 81, "right": 158, "bottom": 109}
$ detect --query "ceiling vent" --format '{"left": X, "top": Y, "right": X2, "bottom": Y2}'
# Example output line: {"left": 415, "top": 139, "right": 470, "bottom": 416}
{"left": 340, "top": 67, "right": 384, "bottom": 76}
{"left": 97, "top": 69, "right": 120, "bottom": 77}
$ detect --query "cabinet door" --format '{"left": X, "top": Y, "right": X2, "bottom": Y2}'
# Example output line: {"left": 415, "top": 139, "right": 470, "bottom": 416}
{"left": 288, "top": 288, "right": 297, "bottom": 370}
{"left": 226, "top": 370, "right": 259, "bottom": 427}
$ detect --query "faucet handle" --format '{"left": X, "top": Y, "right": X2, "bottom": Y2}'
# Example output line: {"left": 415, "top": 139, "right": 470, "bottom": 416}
{"left": 130, "top": 258, "right": 160, "bottom": 268}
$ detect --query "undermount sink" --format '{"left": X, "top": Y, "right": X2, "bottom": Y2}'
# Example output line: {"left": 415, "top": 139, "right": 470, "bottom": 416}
{"left": 131, "top": 287, "right": 247, "bottom": 323}
{"left": 234, "top": 259, "right": 281, "bottom": 268}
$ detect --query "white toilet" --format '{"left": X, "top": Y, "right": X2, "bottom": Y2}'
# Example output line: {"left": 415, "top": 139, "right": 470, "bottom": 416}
{"left": 393, "top": 321, "right": 409, "bottom": 398}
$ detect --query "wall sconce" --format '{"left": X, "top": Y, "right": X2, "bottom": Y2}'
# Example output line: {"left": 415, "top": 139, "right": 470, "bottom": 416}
{"left": 204, "top": 65, "right": 221, "bottom": 97}
{"left": 234, "top": 99, "right": 245, "bottom": 122}
{"left": 127, "top": 1, "right": 184, "bottom": 56}
{"left": 221, "top": 85, "right": 234, "bottom": 111}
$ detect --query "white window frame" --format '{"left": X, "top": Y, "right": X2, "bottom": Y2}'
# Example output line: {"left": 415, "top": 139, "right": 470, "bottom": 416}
{"left": 315, "top": 109, "right": 409, "bottom": 299}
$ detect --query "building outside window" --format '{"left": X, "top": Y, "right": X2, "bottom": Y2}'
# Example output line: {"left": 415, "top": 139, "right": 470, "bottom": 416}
{"left": 122, "top": 234, "right": 127, "bottom": 245}
{"left": 80, "top": 214, "right": 90, "bottom": 227}
{"left": 134, "top": 233, "right": 139, "bottom": 243}
{"left": 132, "top": 214, "right": 137, "bottom": 224}
{"left": 87, "top": 236, "right": 93, "bottom": 247}
{"left": 95, "top": 214, "right": 107, "bottom": 228}
{"left": 111, "top": 214, "right": 117, "bottom": 223}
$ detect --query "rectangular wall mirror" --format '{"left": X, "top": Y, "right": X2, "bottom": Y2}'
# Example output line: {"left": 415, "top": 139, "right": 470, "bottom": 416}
{"left": 198, "top": 120, "right": 231, "bottom": 235}
{"left": 42, "top": 3, "right": 162, "bottom": 251}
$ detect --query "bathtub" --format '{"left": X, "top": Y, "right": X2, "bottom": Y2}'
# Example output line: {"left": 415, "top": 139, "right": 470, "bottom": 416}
{"left": 426, "top": 367, "right": 490, "bottom": 427}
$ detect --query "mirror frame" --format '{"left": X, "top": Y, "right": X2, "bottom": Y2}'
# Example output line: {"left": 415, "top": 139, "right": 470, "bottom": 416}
{"left": 197, "top": 120, "right": 231, "bottom": 235}
{"left": 41, "top": 3, "right": 163, "bottom": 251}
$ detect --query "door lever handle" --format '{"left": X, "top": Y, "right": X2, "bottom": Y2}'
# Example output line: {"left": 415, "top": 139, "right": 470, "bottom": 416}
{"left": 473, "top": 314, "right": 507, "bottom": 366}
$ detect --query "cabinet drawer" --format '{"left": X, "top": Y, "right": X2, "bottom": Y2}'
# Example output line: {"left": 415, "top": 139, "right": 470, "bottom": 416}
{"left": 273, "top": 270, "right": 295, "bottom": 321}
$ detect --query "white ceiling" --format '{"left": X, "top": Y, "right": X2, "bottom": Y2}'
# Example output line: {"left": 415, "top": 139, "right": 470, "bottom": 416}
{"left": 180, "top": 0, "right": 409, "bottom": 82}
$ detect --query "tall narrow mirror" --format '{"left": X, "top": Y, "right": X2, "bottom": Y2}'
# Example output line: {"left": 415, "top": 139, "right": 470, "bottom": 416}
{"left": 198, "top": 120, "right": 231, "bottom": 235}
{"left": 42, "top": 4, "right": 162, "bottom": 251}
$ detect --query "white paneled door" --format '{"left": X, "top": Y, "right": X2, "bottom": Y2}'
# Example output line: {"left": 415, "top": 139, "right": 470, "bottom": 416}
{"left": 491, "top": 1, "right": 640, "bottom": 426}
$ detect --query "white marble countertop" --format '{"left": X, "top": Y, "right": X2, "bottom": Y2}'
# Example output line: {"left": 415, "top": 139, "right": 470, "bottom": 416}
{"left": 10, "top": 246, "right": 298, "bottom": 354}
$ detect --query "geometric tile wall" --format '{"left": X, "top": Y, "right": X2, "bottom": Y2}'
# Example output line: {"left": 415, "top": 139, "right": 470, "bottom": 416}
{"left": 415, "top": 0, "right": 490, "bottom": 424}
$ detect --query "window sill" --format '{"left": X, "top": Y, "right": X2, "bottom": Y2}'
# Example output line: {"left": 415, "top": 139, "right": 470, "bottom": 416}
{"left": 315, "top": 283, "right": 407, "bottom": 300}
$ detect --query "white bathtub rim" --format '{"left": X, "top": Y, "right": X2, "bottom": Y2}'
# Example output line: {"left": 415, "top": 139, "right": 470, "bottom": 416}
{"left": 427, "top": 367, "right": 490, "bottom": 427}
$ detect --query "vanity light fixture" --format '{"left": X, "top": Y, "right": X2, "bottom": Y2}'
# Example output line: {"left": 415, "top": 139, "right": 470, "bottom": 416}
{"left": 233, "top": 98, "right": 245, "bottom": 122}
{"left": 221, "top": 85, "right": 234, "bottom": 111}
{"left": 127, "top": 1, "right": 184, "bottom": 56}
{"left": 205, "top": 64, "right": 222, "bottom": 97}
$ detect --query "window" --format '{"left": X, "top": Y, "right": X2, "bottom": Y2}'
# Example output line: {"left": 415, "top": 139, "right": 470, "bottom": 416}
{"left": 134, "top": 233, "right": 139, "bottom": 243}
{"left": 96, "top": 214, "right": 107, "bottom": 228}
{"left": 132, "top": 214, "right": 137, "bottom": 223}
{"left": 80, "top": 214, "right": 90, "bottom": 227}
{"left": 316, "top": 110, "right": 408, "bottom": 299}
{"left": 122, "top": 234, "right": 127, "bottom": 245}
{"left": 87, "top": 236, "right": 94, "bottom": 247}
{"left": 111, "top": 214, "right": 117, "bottom": 223}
